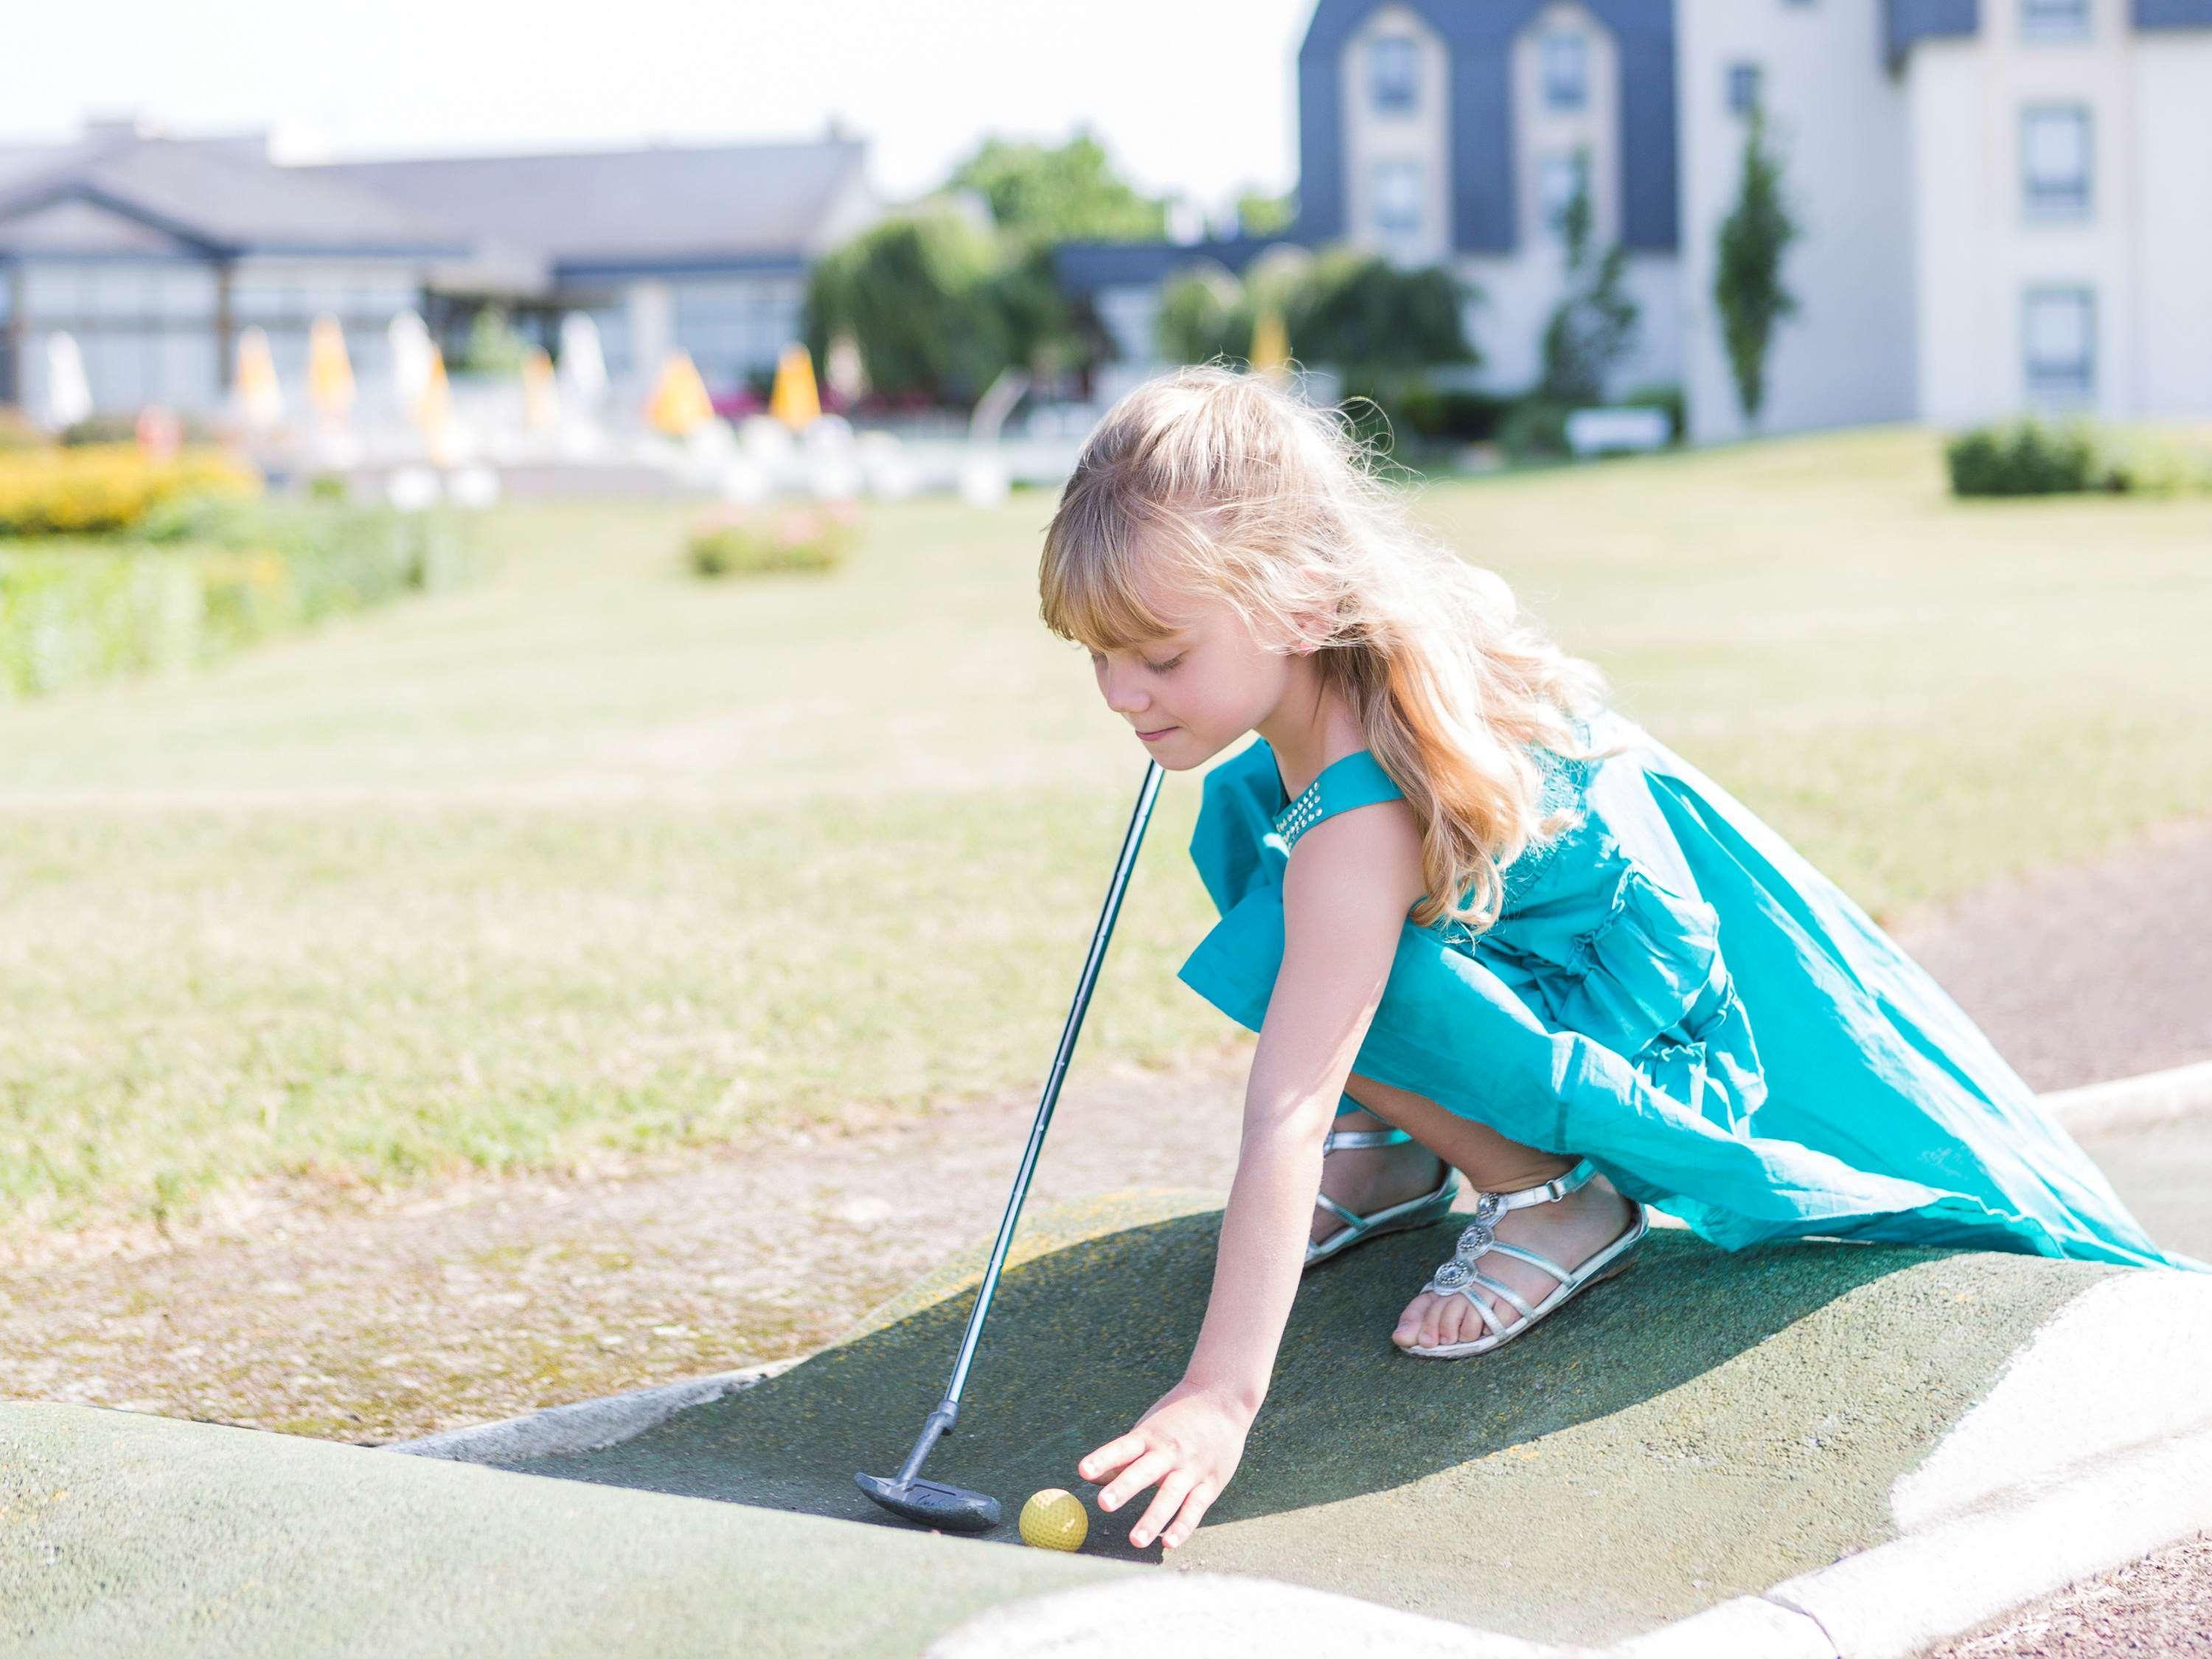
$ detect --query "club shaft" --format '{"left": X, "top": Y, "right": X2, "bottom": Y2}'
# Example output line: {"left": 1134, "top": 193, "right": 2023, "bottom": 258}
{"left": 936, "top": 758, "right": 1167, "bottom": 1413}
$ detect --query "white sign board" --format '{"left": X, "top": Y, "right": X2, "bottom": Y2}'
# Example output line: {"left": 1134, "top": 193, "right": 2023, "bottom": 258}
{"left": 1565, "top": 406, "right": 1672, "bottom": 456}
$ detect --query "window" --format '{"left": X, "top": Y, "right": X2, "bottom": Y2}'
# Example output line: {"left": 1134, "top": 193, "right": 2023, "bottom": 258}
{"left": 1540, "top": 32, "right": 1588, "bottom": 111}
{"left": 2022, "top": 104, "right": 2091, "bottom": 218}
{"left": 1372, "top": 158, "right": 1424, "bottom": 240}
{"left": 2023, "top": 285, "right": 2094, "bottom": 396}
{"left": 1537, "top": 150, "right": 1590, "bottom": 239}
{"left": 2020, "top": 0, "right": 2090, "bottom": 39}
{"left": 1725, "top": 62, "right": 1762, "bottom": 116}
{"left": 1369, "top": 37, "right": 1417, "bottom": 115}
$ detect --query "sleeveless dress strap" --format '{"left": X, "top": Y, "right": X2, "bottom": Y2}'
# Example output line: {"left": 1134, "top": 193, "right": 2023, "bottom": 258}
{"left": 1272, "top": 749, "right": 1405, "bottom": 852}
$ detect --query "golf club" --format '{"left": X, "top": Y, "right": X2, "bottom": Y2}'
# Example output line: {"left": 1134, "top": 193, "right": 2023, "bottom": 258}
{"left": 856, "top": 757, "right": 1168, "bottom": 1532}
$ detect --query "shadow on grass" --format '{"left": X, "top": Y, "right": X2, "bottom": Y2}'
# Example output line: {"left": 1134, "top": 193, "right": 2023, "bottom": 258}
{"left": 503, "top": 1208, "right": 1967, "bottom": 1561}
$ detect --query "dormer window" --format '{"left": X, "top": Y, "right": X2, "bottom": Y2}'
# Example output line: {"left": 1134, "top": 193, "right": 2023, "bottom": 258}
{"left": 1370, "top": 37, "right": 1417, "bottom": 115}
{"left": 1541, "top": 32, "right": 1589, "bottom": 111}
{"left": 2021, "top": 0, "right": 2090, "bottom": 39}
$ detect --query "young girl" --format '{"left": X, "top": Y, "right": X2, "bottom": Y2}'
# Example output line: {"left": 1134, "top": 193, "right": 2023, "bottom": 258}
{"left": 1036, "top": 364, "right": 2203, "bottom": 1556}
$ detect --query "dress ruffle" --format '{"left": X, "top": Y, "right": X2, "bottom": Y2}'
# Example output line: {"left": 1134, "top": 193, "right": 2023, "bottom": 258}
{"left": 1175, "top": 717, "right": 2202, "bottom": 1273}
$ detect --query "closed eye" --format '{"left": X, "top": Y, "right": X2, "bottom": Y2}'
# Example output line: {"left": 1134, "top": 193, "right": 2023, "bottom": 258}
{"left": 1088, "top": 650, "right": 1183, "bottom": 673}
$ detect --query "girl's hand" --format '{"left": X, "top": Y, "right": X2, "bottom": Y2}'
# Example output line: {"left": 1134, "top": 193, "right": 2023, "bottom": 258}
{"left": 1077, "top": 1378, "right": 1252, "bottom": 1551}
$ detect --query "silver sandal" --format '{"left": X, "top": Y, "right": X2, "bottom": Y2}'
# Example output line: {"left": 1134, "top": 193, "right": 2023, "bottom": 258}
{"left": 1305, "top": 1124, "right": 1460, "bottom": 1271}
{"left": 1401, "top": 1155, "right": 1646, "bottom": 1359}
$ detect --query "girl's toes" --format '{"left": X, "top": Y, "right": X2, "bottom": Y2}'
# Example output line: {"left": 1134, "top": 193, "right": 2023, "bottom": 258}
{"left": 1392, "top": 1298, "right": 1424, "bottom": 1348}
{"left": 1446, "top": 1298, "right": 1481, "bottom": 1346}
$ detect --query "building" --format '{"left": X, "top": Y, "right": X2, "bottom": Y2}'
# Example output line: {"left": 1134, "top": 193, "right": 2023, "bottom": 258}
{"left": 1057, "top": 0, "right": 2212, "bottom": 442}
{"left": 0, "top": 116, "right": 885, "bottom": 419}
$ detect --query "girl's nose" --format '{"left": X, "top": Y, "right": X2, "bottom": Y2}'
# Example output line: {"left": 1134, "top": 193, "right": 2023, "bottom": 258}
{"left": 1100, "top": 668, "right": 1150, "bottom": 717}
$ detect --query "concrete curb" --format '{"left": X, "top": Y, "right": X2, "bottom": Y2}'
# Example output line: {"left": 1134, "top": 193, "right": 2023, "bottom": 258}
{"left": 924, "top": 1425, "right": 2212, "bottom": 1659}
{"left": 384, "top": 1357, "right": 799, "bottom": 1463}
{"left": 2038, "top": 1058, "right": 2212, "bottom": 1132}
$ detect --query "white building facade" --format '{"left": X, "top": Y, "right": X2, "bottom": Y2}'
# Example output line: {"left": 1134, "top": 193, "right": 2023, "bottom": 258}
{"left": 1061, "top": 0, "right": 2212, "bottom": 443}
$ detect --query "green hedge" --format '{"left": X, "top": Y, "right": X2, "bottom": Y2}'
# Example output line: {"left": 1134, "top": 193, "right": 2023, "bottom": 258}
{"left": 0, "top": 500, "right": 484, "bottom": 701}
{"left": 1946, "top": 414, "right": 2212, "bottom": 497}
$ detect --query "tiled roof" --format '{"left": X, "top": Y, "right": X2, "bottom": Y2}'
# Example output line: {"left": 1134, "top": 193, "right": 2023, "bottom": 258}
{"left": 307, "top": 138, "right": 870, "bottom": 268}
{"left": 0, "top": 133, "right": 467, "bottom": 256}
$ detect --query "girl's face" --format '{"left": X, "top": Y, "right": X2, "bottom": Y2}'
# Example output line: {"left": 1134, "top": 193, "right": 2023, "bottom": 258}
{"left": 1088, "top": 577, "right": 1309, "bottom": 770}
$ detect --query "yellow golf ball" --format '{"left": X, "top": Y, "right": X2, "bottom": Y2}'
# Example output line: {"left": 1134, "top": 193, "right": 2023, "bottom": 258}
{"left": 1018, "top": 1487, "right": 1088, "bottom": 1551}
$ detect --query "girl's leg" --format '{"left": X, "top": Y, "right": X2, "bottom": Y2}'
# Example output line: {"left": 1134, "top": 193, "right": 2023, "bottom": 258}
{"left": 1309, "top": 1102, "right": 1450, "bottom": 1249}
{"left": 1340, "top": 1068, "right": 1640, "bottom": 1352}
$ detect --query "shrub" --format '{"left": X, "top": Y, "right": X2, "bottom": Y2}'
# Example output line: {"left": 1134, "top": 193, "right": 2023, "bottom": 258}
{"left": 1394, "top": 382, "right": 1512, "bottom": 444}
{"left": 688, "top": 503, "right": 860, "bottom": 578}
{"left": 0, "top": 445, "right": 259, "bottom": 535}
{"left": 1944, "top": 416, "right": 2108, "bottom": 495}
{"left": 1941, "top": 414, "right": 2212, "bottom": 497}
{"left": 61, "top": 411, "right": 223, "bottom": 448}
{"left": 1497, "top": 397, "right": 1578, "bottom": 462}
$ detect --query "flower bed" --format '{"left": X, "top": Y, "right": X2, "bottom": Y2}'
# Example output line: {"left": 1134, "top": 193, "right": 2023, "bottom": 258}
{"left": 0, "top": 498, "right": 485, "bottom": 700}
{"left": 687, "top": 501, "right": 861, "bottom": 577}
{"left": 0, "top": 444, "right": 258, "bottom": 535}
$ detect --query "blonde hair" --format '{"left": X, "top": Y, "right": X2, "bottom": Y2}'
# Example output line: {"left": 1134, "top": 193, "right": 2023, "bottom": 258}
{"left": 1038, "top": 361, "right": 1625, "bottom": 937}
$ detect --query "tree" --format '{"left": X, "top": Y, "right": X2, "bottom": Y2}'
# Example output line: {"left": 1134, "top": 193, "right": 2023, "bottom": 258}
{"left": 1712, "top": 102, "right": 1801, "bottom": 427}
{"left": 1286, "top": 244, "right": 1478, "bottom": 409}
{"left": 1155, "top": 260, "right": 1251, "bottom": 365}
{"left": 802, "top": 209, "right": 1015, "bottom": 406}
{"left": 1234, "top": 188, "right": 1297, "bottom": 237}
{"left": 1537, "top": 149, "right": 1640, "bottom": 405}
{"left": 460, "top": 304, "right": 531, "bottom": 375}
{"left": 1155, "top": 243, "right": 1480, "bottom": 414}
{"left": 945, "top": 129, "right": 1169, "bottom": 246}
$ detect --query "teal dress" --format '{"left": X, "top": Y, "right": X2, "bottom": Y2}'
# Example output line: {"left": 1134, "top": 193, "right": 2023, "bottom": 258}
{"left": 1177, "top": 709, "right": 2205, "bottom": 1273}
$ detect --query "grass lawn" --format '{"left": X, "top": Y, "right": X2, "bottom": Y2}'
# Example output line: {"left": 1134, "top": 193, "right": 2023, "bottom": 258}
{"left": 4, "top": 420, "right": 2209, "bottom": 1243}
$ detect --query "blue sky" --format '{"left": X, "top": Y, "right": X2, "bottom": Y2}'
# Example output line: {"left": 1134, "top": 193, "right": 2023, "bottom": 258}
{"left": 11, "top": 0, "right": 1307, "bottom": 214}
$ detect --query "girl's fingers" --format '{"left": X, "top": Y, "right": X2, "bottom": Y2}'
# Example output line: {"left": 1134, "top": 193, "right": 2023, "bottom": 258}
{"left": 1096, "top": 1447, "right": 1175, "bottom": 1514}
{"left": 1160, "top": 1482, "right": 1217, "bottom": 1551}
{"left": 1077, "top": 1433, "right": 1147, "bottom": 1484}
{"left": 1127, "top": 1470, "right": 1196, "bottom": 1551}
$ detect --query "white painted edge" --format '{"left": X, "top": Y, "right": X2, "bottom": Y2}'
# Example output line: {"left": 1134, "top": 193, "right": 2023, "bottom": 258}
{"left": 1603, "top": 1595, "right": 1834, "bottom": 1659}
{"left": 381, "top": 1358, "right": 799, "bottom": 1463}
{"left": 922, "top": 1573, "right": 1596, "bottom": 1659}
{"left": 1762, "top": 1422, "right": 2212, "bottom": 1659}
{"left": 1892, "top": 1267, "right": 2212, "bottom": 1531}
{"left": 2037, "top": 1058, "right": 2212, "bottom": 1132}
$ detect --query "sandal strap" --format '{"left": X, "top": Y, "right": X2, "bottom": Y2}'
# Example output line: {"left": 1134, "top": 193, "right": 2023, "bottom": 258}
{"left": 1321, "top": 1126, "right": 1413, "bottom": 1153}
{"left": 1481, "top": 1239, "right": 1573, "bottom": 1282}
{"left": 1471, "top": 1270, "right": 1538, "bottom": 1320}
{"left": 1490, "top": 1155, "right": 1596, "bottom": 1211}
{"left": 1313, "top": 1193, "right": 1371, "bottom": 1231}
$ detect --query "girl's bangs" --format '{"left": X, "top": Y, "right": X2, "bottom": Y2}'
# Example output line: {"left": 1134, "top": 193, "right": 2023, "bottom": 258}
{"left": 1040, "top": 512, "right": 1192, "bottom": 653}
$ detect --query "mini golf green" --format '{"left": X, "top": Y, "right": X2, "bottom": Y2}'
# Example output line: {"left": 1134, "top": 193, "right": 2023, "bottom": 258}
{"left": 500, "top": 1192, "right": 2118, "bottom": 1645}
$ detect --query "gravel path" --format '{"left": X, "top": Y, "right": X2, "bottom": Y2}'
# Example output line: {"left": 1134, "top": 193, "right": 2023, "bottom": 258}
{"left": 1885, "top": 813, "right": 2212, "bottom": 1093}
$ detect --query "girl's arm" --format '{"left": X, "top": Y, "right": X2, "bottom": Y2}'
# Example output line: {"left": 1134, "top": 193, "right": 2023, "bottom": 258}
{"left": 1077, "top": 794, "right": 1430, "bottom": 1550}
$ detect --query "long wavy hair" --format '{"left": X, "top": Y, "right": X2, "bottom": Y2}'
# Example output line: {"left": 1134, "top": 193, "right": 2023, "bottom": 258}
{"left": 1038, "top": 361, "right": 1626, "bottom": 937}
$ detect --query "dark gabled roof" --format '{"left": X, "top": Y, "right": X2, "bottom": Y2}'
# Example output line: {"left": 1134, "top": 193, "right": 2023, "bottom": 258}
{"left": 0, "top": 134, "right": 468, "bottom": 257}
{"left": 1051, "top": 234, "right": 1306, "bottom": 293}
{"left": 1884, "top": 0, "right": 1978, "bottom": 66}
{"left": 307, "top": 138, "right": 869, "bottom": 271}
{"left": 1296, "top": 0, "right": 1677, "bottom": 255}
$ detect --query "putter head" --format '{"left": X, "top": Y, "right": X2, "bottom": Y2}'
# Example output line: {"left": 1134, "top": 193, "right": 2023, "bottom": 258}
{"left": 855, "top": 1470, "right": 1002, "bottom": 1533}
